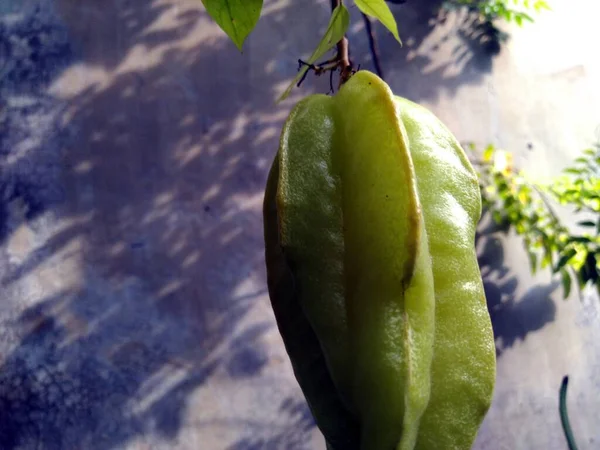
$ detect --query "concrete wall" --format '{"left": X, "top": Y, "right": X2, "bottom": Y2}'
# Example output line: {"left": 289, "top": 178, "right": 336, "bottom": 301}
{"left": 1, "top": 0, "right": 599, "bottom": 448}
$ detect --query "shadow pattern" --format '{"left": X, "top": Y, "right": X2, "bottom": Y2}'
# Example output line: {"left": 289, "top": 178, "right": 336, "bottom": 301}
{"left": 477, "top": 213, "right": 558, "bottom": 356}
{"left": 0, "top": 0, "right": 528, "bottom": 449}
{"left": 1, "top": 1, "right": 317, "bottom": 448}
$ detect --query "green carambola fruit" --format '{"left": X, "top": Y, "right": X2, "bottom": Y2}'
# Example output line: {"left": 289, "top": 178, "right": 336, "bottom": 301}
{"left": 263, "top": 70, "right": 496, "bottom": 450}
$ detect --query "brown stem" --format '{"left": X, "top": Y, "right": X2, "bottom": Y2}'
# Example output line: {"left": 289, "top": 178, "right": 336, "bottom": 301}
{"left": 337, "top": 37, "right": 352, "bottom": 85}
{"left": 296, "top": 0, "right": 355, "bottom": 91}
{"left": 331, "top": 0, "right": 352, "bottom": 86}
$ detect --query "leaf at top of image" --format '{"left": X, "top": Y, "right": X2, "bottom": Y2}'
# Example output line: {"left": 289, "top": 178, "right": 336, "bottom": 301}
{"left": 201, "top": 0, "right": 263, "bottom": 51}
{"left": 533, "top": 0, "right": 552, "bottom": 12}
{"left": 277, "top": 4, "right": 350, "bottom": 102}
{"left": 354, "top": 0, "right": 401, "bottom": 44}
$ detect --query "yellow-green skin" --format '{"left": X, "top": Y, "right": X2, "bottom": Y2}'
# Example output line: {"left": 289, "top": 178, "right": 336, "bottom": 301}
{"left": 263, "top": 71, "right": 496, "bottom": 450}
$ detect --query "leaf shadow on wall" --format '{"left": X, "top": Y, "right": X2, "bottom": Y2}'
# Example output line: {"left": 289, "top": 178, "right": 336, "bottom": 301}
{"left": 476, "top": 213, "right": 558, "bottom": 357}
{"left": 0, "top": 1, "right": 336, "bottom": 449}
{"left": 0, "top": 5, "right": 75, "bottom": 244}
{"left": 344, "top": 0, "right": 504, "bottom": 104}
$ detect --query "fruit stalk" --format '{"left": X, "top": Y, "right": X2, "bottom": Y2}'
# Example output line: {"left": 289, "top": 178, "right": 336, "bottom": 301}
{"left": 330, "top": 0, "right": 352, "bottom": 85}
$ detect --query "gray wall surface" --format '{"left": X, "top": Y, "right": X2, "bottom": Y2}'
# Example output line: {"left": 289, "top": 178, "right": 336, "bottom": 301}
{"left": 1, "top": 0, "right": 599, "bottom": 449}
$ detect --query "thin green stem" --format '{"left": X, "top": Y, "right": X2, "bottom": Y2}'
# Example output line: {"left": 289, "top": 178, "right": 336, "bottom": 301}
{"left": 559, "top": 376, "right": 579, "bottom": 450}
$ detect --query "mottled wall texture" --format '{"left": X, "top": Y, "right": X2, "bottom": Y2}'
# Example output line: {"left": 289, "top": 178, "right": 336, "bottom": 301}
{"left": 1, "top": 1, "right": 600, "bottom": 449}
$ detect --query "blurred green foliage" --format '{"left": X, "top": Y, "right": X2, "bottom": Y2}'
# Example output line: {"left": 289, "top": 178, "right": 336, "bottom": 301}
{"left": 441, "top": 0, "right": 550, "bottom": 50}
{"left": 445, "top": 0, "right": 550, "bottom": 25}
{"left": 470, "top": 143, "right": 600, "bottom": 299}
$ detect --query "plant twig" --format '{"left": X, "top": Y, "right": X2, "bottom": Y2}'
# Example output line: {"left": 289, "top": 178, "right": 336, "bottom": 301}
{"left": 300, "top": 0, "right": 356, "bottom": 91}
{"left": 337, "top": 36, "right": 352, "bottom": 85}
{"left": 361, "top": 13, "right": 384, "bottom": 80}
{"left": 330, "top": 0, "right": 353, "bottom": 86}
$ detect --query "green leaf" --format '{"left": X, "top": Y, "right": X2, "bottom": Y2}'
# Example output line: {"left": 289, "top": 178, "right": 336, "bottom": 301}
{"left": 492, "top": 210, "right": 503, "bottom": 223}
{"left": 528, "top": 251, "right": 538, "bottom": 274}
{"left": 564, "top": 168, "right": 583, "bottom": 175}
{"left": 520, "top": 12, "right": 534, "bottom": 23}
{"left": 483, "top": 144, "right": 495, "bottom": 162}
{"left": 355, "top": 0, "right": 402, "bottom": 44}
{"left": 534, "top": 0, "right": 551, "bottom": 12}
{"left": 568, "top": 236, "right": 592, "bottom": 244}
{"left": 590, "top": 255, "right": 600, "bottom": 282}
{"left": 515, "top": 14, "right": 523, "bottom": 26}
{"left": 560, "top": 269, "right": 572, "bottom": 298}
{"left": 541, "top": 251, "right": 552, "bottom": 269}
{"left": 554, "top": 248, "right": 577, "bottom": 274}
{"left": 502, "top": 9, "right": 513, "bottom": 22}
{"left": 277, "top": 4, "right": 350, "bottom": 102}
{"left": 201, "top": 0, "right": 263, "bottom": 51}
{"left": 578, "top": 221, "right": 596, "bottom": 228}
